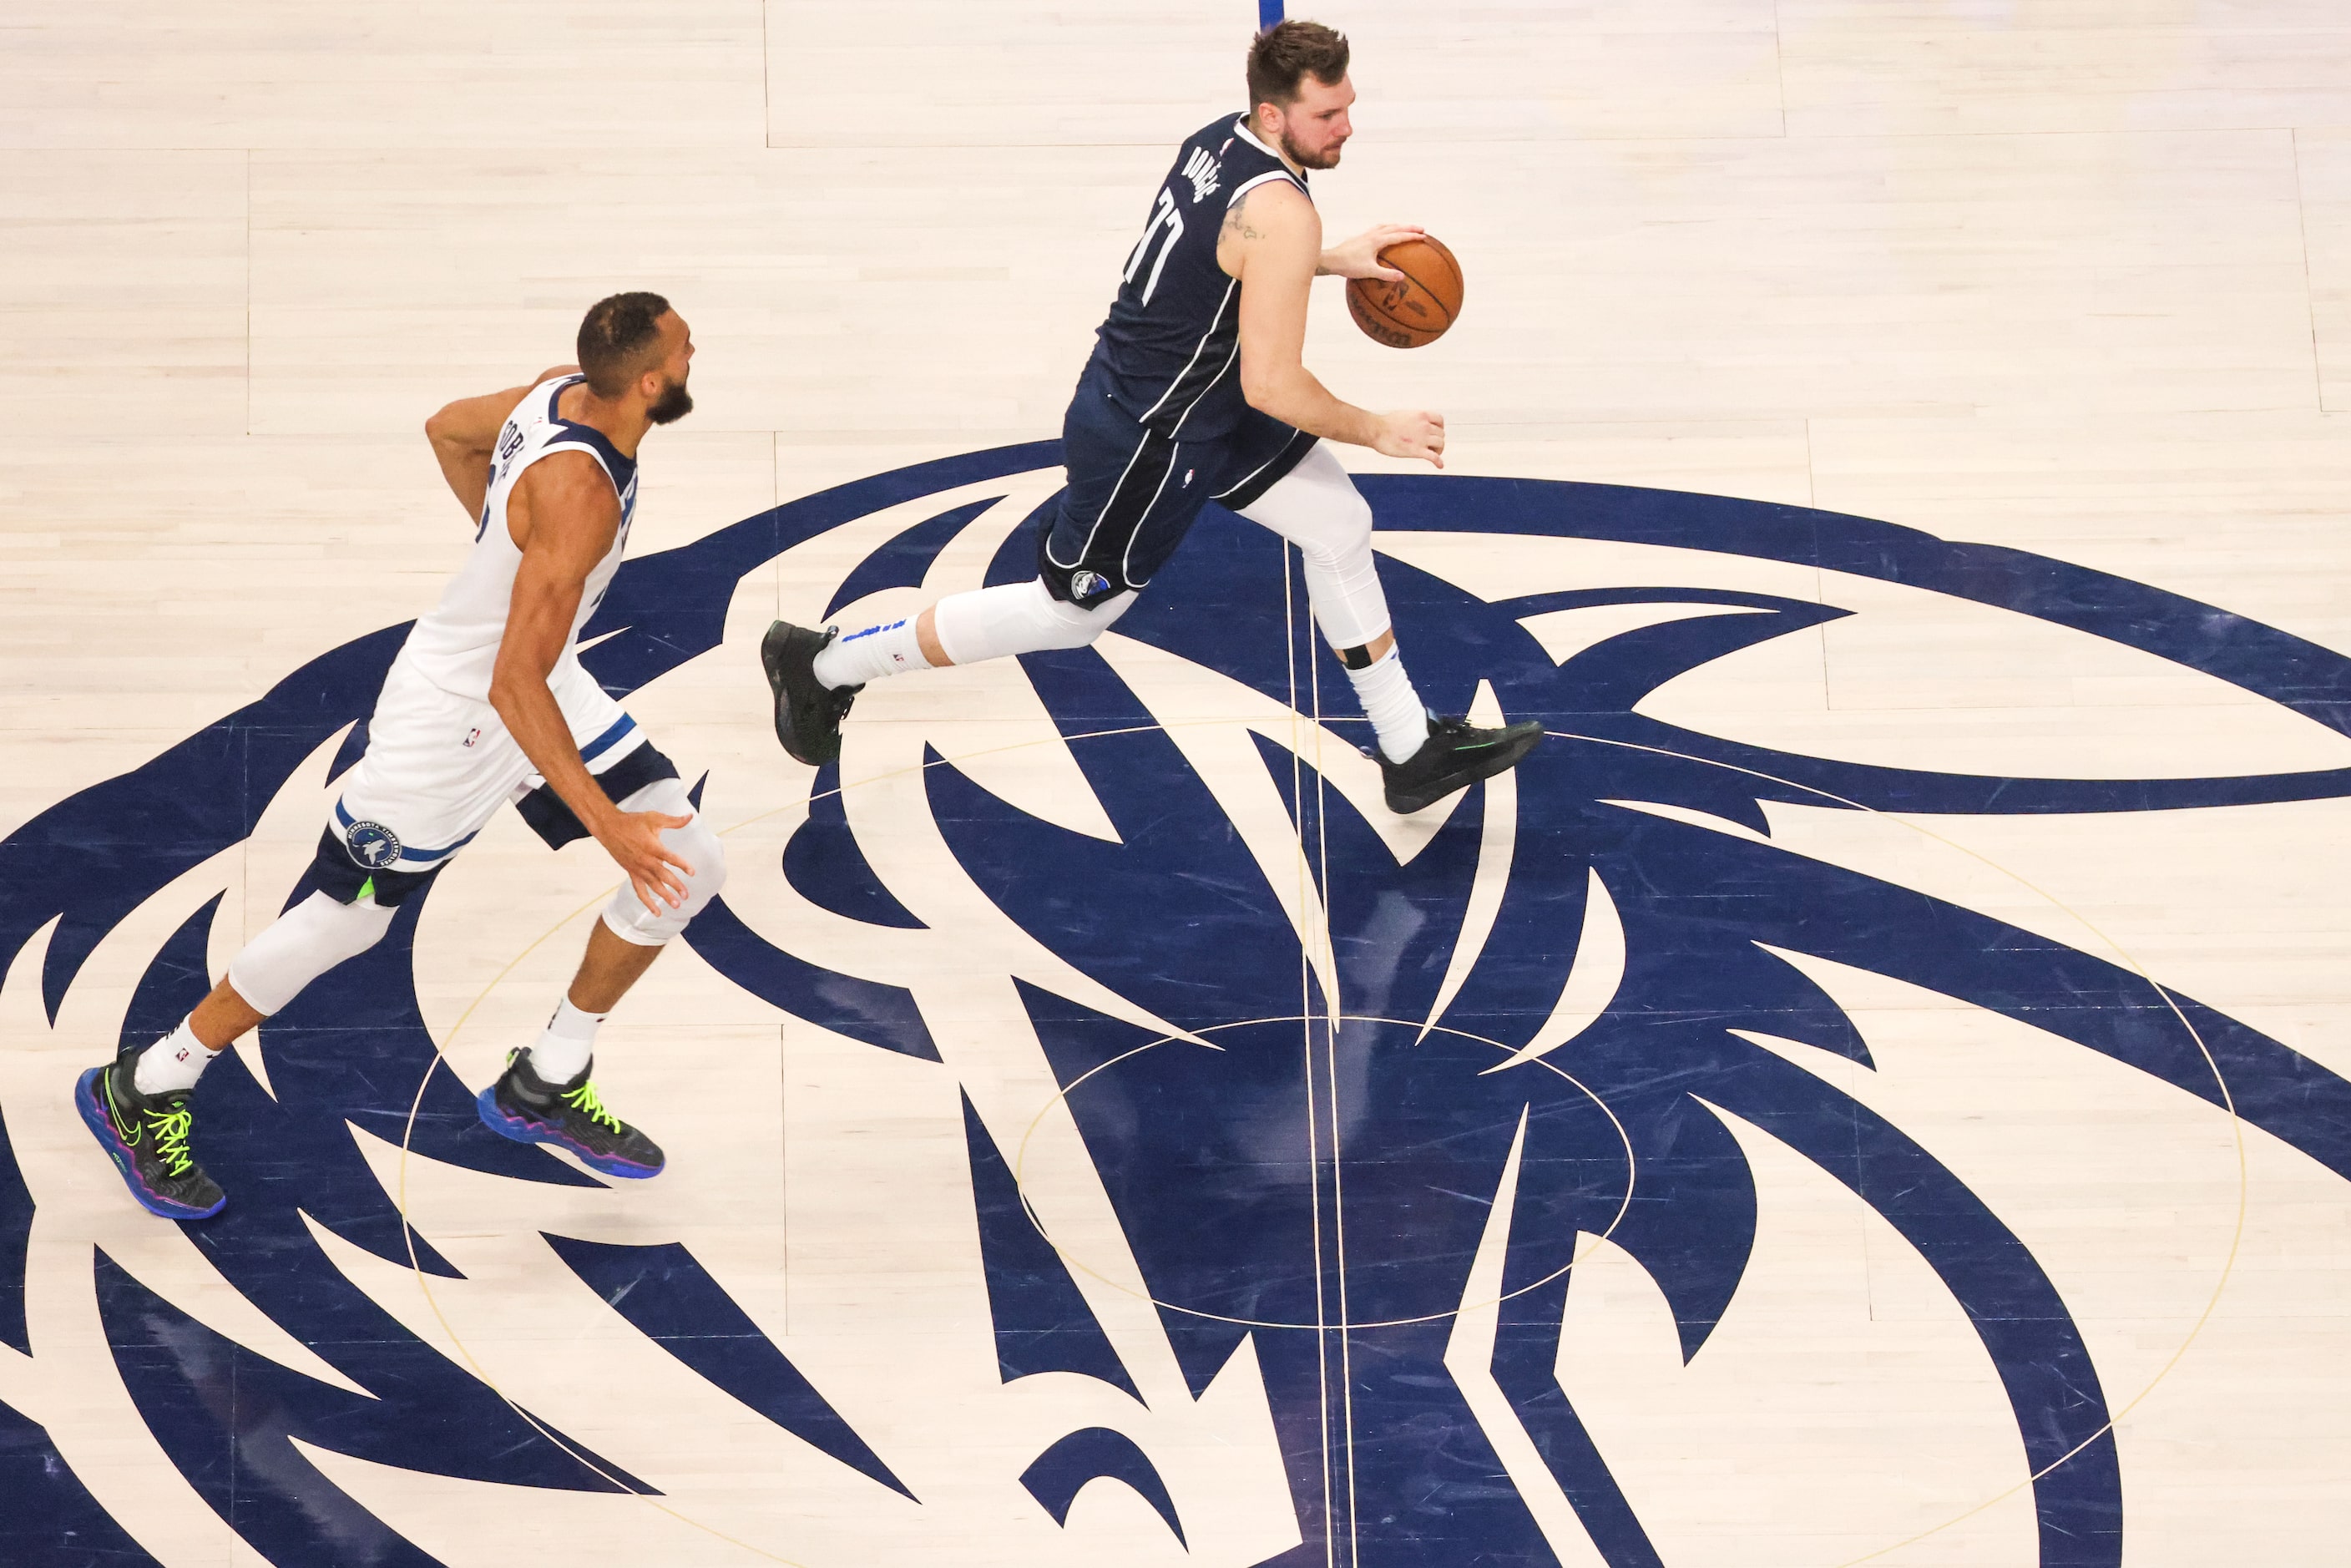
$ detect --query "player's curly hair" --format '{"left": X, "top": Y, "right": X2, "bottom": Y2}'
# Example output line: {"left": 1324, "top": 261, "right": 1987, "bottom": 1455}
{"left": 1247, "top": 18, "right": 1349, "bottom": 109}
{"left": 576, "top": 291, "right": 673, "bottom": 397}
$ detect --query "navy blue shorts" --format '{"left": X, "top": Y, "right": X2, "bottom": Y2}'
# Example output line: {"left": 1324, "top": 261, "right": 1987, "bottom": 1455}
{"left": 1037, "top": 358, "right": 1317, "bottom": 606}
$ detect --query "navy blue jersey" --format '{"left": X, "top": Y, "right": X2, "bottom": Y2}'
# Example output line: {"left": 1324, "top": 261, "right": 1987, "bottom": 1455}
{"left": 1093, "top": 114, "right": 1310, "bottom": 441}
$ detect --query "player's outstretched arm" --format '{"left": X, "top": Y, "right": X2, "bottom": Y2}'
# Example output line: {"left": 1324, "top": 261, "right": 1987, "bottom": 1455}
{"left": 488, "top": 453, "right": 691, "bottom": 915}
{"left": 423, "top": 363, "right": 580, "bottom": 522}
{"left": 1226, "top": 185, "right": 1444, "bottom": 468}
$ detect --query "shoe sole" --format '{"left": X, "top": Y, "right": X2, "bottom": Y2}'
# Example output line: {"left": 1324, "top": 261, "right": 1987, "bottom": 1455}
{"left": 1387, "top": 728, "right": 1545, "bottom": 815}
{"left": 760, "top": 620, "right": 839, "bottom": 768}
{"left": 475, "top": 1085, "right": 663, "bottom": 1180}
{"left": 74, "top": 1068, "right": 225, "bottom": 1221}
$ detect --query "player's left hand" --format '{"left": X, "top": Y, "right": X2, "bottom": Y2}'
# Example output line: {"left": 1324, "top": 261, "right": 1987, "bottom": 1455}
{"left": 1321, "top": 224, "right": 1426, "bottom": 281}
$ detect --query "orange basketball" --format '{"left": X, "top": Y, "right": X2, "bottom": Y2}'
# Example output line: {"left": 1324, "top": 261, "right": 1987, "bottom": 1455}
{"left": 1346, "top": 235, "right": 1464, "bottom": 349}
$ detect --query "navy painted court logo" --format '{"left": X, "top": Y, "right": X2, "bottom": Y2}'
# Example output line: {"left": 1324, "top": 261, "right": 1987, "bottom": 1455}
{"left": 3, "top": 440, "right": 2349, "bottom": 1566}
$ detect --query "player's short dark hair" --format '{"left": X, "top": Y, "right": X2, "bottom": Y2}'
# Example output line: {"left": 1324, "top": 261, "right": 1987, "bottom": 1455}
{"left": 576, "top": 291, "right": 673, "bottom": 397}
{"left": 1247, "top": 19, "right": 1349, "bottom": 109}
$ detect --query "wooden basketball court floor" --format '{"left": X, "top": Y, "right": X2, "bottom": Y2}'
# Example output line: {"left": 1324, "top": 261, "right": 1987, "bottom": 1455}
{"left": 6, "top": 3, "right": 2351, "bottom": 1564}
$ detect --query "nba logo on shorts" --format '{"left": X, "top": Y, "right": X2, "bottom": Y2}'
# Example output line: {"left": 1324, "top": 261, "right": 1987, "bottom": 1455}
{"left": 463, "top": 726, "right": 481, "bottom": 748}
{"left": 1069, "top": 569, "right": 1113, "bottom": 601}
{"left": 345, "top": 820, "right": 402, "bottom": 869}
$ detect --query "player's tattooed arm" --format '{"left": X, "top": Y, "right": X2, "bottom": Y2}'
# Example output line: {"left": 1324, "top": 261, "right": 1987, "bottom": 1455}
{"left": 1221, "top": 187, "right": 1268, "bottom": 245}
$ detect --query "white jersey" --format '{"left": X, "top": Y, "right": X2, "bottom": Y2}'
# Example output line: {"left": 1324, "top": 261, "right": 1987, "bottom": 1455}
{"left": 399, "top": 375, "right": 640, "bottom": 701}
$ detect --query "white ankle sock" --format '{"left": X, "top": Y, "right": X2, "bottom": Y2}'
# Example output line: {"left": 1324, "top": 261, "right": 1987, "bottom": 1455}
{"left": 1347, "top": 650, "right": 1430, "bottom": 763}
{"left": 527, "top": 998, "right": 605, "bottom": 1085}
{"left": 811, "top": 617, "right": 933, "bottom": 690}
{"left": 132, "top": 1018, "right": 218, "bottom": 1096}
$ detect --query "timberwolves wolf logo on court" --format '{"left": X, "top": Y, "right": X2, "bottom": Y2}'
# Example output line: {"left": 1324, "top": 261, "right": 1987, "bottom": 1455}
{"left": 6, "top": 445, "right": 2351, "bottom": 1566}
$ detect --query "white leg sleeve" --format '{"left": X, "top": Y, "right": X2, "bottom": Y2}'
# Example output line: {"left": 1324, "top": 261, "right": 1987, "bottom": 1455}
{"left": 225, "top": 890, "right": 397, "bottom": 1017}
{"left": 930, "top": 578, "right": 1136, "bottom": 665}
{"left": 1236, "top": 443, "right": 1393, "bottom": 652}
{"left": 600, "top": 776, "right": 729, "bottom": 946}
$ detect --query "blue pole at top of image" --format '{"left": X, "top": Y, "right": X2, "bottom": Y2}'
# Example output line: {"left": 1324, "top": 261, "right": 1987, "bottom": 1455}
{"left": 1259, "top": 0, "right": 1283, "bottom": 28}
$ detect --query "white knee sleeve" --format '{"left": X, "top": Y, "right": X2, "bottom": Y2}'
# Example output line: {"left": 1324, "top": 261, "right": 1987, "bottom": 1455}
{"left": 600, "top": 776, "right": 728, "bottom": 946}
{"left": 931, "top": 578, "right": 1136, "bottom": 665}
{"left": 225, "top": 889, "right": 397, "bottom": 1017}
{"left": 1237, "top": 443, "right": 1392, "bottom": 651}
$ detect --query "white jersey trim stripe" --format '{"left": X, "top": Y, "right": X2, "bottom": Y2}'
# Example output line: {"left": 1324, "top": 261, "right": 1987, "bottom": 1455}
{"left": 1225, "top": 168, "right": 1303, "bottom": 205}
{"left": 1054, "top": 426, "right": 1157, "bottom": 570}
{"left": 1216, "top": 432, "right": 1310, "bottom": 504}
{"left": 1170, "top": 331, "right": 1243, "bottom": 438}
{"left": 1231, "top": 118, "right": 1291, "bottom": 165}
{"left": 1138, "top": 278, "right": 1238, "bottom": 424}
{"left": 1120, "top": 443, "right": 1187, "bottom": 589}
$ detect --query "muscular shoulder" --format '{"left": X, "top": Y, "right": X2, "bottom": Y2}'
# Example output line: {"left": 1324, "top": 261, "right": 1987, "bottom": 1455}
{"left": 1225, "top": 176, "right": 1313, "bottom": 238}
{"left": 509, "top": 448, "right": 621, "bottom": 564}
{"left": 1218, "top": 179, "right": 1318, "bottom": 280}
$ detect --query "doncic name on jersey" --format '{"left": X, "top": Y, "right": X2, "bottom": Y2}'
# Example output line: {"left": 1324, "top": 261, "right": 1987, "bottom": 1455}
{"left": 5, "top": 444, "right": 2351, "bottom": 1566}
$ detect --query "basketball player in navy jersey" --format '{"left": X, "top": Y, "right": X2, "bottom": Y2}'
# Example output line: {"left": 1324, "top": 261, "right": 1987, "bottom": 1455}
{"left": 763, "top": 19, "right": 1541, "bottom": 812}
{"left": 77, "top": 295, "right": 722, "bottom": 1219}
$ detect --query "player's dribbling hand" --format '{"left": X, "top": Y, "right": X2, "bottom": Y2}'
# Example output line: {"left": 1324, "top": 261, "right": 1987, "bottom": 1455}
{"left": 1374, "top": 410, "right": 1446, "bottom": 469}
{"left": 599, "top": 810, "right": 695, "bottom": 914}
{"left": 1323, "top": 224, "right": 1427, "bottom": 281}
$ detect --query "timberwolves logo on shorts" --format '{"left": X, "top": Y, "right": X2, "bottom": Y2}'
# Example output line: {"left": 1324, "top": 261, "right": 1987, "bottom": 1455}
{"left": 344, "top": 819, "right": 403, "bottom": 868}
{"left": 4, "top": 442, "right": 2350, "bottom": 1565}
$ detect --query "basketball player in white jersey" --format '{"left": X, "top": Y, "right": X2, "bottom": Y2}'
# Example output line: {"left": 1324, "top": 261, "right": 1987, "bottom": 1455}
{"left": 78, "top": 293, "right": 722, "bottom": 1220}
{"left": 762, "top": 20, "right": 1542, "bottom": 811}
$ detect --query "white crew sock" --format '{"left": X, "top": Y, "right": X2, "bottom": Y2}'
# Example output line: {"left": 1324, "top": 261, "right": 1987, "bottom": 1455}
{"left": 526, "top": 997, "right": 605, "bottom": 1085}
{"left": 132, "top": 1018, "right": 219, "bottom": 1097}
{"left": 1347, "top": 650, "right": 1431, "bottom": 764}
{"left": 811, "top": 616, "right": 933, "bottom": 690}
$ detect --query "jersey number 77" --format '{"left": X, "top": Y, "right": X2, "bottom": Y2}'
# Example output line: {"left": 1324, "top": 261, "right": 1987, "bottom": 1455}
{"left": 1124, "top": 186, "right": 1184, "bottom": 306}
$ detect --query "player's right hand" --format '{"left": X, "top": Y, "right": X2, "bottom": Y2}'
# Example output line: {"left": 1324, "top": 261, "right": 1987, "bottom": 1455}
{"left": 1374, "top": 410, "right": 1447, "bottom": 469}
{"left": 598, "top": 809, "right": 695, "bottom": 914}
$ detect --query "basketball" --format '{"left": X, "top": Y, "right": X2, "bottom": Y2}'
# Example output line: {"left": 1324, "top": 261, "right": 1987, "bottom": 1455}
{"left": 1346, "top": 235, "right": 1464, "bottom": 348}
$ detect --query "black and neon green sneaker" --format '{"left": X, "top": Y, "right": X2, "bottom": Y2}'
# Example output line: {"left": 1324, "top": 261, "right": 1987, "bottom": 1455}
{"left": 1378, "top": 712, "right": 1545, "bottom": 814}
{"left": 475, "top": 1050, "right": 665, "bottom": 1180}
{"left": 75, "top": 1062, "right": 226, "bottom": 1220}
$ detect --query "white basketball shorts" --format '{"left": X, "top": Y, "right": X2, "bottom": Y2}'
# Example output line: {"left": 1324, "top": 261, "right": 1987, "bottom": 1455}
{"left": 326, "top": 653, "right": 660, "bottom": 888}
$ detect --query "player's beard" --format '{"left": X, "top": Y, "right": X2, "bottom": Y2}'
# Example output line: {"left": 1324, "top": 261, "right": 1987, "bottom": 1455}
{"left": 1279, "top": 123, "right": 1344, "bottom": 170}
{"left": 646, "top": 376, "right": 694, "bottom": 426}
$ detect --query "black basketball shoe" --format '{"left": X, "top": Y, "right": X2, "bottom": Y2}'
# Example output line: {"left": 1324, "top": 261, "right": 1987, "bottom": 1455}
{"left": 1378, "top": 713, "right": 1545, "bottom": 814}
{"left": 75, "top": 1060, "right": 227, "bottom": 1220}
{"left": 476, "top": 1050, "right": 665, "bottom": 1180}
{"left": 761, "top": 620, "right": 860, "bottom": 767}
